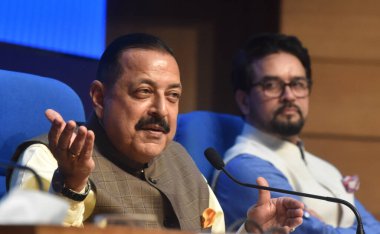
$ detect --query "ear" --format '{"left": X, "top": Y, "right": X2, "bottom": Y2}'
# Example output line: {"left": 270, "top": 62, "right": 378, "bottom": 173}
{"left": 235, "top": 89, "right": 250, "bottom": 116}
{"left": 90, "top": 80, "right": 105, "bottom": 119}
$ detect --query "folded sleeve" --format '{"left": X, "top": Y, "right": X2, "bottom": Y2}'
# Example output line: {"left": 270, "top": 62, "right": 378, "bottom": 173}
{"left": 9, "top": 143, "right": 91, "bottom": 227}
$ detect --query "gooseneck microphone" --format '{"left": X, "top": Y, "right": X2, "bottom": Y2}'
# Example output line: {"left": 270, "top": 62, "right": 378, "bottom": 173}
{"left": 204, "top": 147, "right": 365, "bottom": 234}
{"left": 0, "top": 161, "right": 44, "bottom": 191}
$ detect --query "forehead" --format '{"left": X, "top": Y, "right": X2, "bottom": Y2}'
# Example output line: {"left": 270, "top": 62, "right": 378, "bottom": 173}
{"left": 117, "top": 48, "right": 181, "bottom": 86}
{"left": 250, "top": 52, "right": 306, "bottom": 81}
{"left": 120, "top": 48, "right": 178, "bottom": 72}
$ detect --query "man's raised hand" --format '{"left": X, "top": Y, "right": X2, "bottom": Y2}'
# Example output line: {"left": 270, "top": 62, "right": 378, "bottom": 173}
{"left": 245, "top": 177, "right": 304, "bottom": 233}
{"left": 45, "top": 109, "right": 95, "bottom": 192}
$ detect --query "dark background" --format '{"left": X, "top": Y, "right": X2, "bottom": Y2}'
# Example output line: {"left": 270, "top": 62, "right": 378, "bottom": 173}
{"left": 0, "top": 0, "right": 280, "bottom": 117}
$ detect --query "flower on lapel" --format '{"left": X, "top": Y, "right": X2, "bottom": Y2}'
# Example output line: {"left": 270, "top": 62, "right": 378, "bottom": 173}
{"left": 200, "top": 208, "right": 216, "bottom": 229}
{"left": 342, "top": 175, "right": 360, "bottom": 193}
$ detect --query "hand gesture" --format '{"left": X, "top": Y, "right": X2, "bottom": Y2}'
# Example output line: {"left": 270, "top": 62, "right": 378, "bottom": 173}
{"left": 45, "top": 109, "right": 95, "bottom": 192}
{"left": 246, "top": 177, "right": 304, "bottom": 233}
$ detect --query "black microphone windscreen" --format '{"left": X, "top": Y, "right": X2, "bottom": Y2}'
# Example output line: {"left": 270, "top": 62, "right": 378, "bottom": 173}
{"left": 204, "top": 148, "right": 225, "bottom": 170}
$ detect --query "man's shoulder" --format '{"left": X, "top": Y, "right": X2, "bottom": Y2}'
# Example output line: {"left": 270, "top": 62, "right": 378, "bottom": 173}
{"left": 223, "top": 136, "right": 267, "bottom": 162}
{"left": 11, "top": 134, "right": 49, "bottom": 160}
{"left": 159, "top": 141, "right": 206, "bottom": 176}
{"left": 162, "top": 141, "right": 196, "bottom": 165}
{"left": 305, "top": 151, "right": 340, "bottom": 172}
{"left": 165, "top": 140, "right": 189, "bottom": 156}
{"left": 20, "top": 133, "right": 49, "bottom": 146}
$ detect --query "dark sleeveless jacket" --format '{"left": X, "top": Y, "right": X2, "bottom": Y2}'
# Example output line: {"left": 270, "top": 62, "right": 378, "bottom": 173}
{"left": 8, "top": 114, "right": 211, "bottom": 232}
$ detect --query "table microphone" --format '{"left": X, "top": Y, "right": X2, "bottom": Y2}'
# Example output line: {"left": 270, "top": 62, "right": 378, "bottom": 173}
{"left": 0, "top": 161, "right": 43, "bottom": 191}
{"left": 204, "top": 147, "right": 365, "bottom": 234}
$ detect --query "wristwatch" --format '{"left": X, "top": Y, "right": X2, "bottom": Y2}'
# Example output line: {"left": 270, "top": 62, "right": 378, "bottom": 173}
{"left": 51, "top": 169, "right": 91, "bottom": 202}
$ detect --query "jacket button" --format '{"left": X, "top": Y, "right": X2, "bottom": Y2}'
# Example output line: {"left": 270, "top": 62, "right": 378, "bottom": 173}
{"left": 149, "top": 177, "right": 158, "bottom": 184}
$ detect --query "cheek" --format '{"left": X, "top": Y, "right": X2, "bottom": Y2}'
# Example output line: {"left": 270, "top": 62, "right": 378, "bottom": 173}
{"left": 299, "top": 99, "right": 309, "bottom": 117}
{"left": 169, "top": 120, "right": 177, "bottom": 138}
{"left": 103, "top": 100, "right": 138, "bottom": 133}
{"left": 168, "top": 107, "right": 178, "bottom": 138}
{"left": 253, "top": 99, "right": 276, "bottom": 118}
{"left": 302, "top": 104, "right": 309, "bottom": 115}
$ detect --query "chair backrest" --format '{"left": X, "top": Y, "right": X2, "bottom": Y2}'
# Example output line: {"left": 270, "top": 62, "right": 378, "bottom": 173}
{"left": 175, "top": 111, "right": 244, "bottom": 182}
{"left": 0, "top": 69, "right": 86, "bottom": 195}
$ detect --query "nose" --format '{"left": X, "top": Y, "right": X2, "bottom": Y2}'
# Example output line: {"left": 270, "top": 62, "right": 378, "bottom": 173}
{"left": 280, "top": 85, "right": 296, "bottom": 102}
{"left": 149, "top": 93, "right": 169, "bottom": 117}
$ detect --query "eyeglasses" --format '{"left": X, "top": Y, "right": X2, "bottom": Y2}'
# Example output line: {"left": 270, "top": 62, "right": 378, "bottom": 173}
{"left": 251, "top": 77, "right": 310, "bottom": 98}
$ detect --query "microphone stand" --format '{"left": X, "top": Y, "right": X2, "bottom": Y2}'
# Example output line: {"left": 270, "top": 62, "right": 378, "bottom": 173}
{"left": 205, "top": 147, "right": 365, "bottom": 234}
{"left": 220, "top": 167, "right": 365, "bottom": 234}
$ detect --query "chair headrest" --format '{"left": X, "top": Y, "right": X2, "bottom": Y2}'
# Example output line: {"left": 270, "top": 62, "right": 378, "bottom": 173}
{"left": 0, "top": 69, "right": 86, "bottom": 175}
{"left": 175, "top": 111, "right": 244, "bottom": 182}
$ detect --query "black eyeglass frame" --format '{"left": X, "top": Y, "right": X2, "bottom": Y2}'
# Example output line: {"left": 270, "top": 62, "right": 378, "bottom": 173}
{"left": 251, "top": 77, "right": 311, "bottom": 98}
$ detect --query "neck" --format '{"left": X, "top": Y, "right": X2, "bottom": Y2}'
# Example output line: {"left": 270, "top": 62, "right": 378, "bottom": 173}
{"left": 279, "top": 134, "right": 301, "bottom": 144}
{"left": 248, "top": 121, "right": 301, "bottom": 145}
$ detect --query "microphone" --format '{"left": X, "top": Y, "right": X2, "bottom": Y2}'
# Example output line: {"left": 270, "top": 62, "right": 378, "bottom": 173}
{"left": 0, "top": 161, "right": 44, "bottom": 191}
{"left": 0, "top": 161, "right": 69, "bottom": 225}
{"left": 204, "top": 147, "right": 365, "bottom": 234}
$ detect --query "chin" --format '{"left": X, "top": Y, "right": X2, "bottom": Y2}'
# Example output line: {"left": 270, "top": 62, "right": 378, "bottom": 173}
{"left": 138, "top": 142, "right": 168, "bottom": 160}
{"left": 276, "top": 115, "right": 300, "bottom": 124}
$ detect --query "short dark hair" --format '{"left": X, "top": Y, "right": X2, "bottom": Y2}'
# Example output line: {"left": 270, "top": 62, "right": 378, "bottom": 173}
{"left": 231, "top": 33, "right": 312, "bottom": 93}
{"left": 96, "top": 33, "right": 175, "bottom": 87}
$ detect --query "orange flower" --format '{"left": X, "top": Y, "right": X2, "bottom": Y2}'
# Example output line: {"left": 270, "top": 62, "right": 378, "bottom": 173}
{"left": 201, "top": 208, "right": 216, "bottom": 229}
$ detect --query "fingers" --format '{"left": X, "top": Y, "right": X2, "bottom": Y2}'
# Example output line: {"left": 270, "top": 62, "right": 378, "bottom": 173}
{"left": 58, "top": 124, "right": 94, "bottom": 162}
{"left": 282, "top": 198, "right": 304, "bottom": 232}
{"left": 80, "top": 130, "right": 95, "bottom": 161}
{"left": 56, "top": 126, "right": 95, "bottom": 192}
{"left": 283, "top": 197, "right": 305, "bottom": 210}
{"left": 48, "top": 118, "right": 66, "bottom": 150}
{"left": 279, "top": 211, "right": 303, "bottom": 234}
{"left": 46, "top": 109, "right": 66, "bottom": 149}
{"left": 256, "top": 176, "right": 271, "bottom": 205}
{"left": 56, "top": 121, "right": 77, "bottom": 153}
{"left": 283, "top": 216, "right": 303, "bottom": 232}
{"left": 46, "top": 108, "right": 91, "bottom": 162}
{"left": 291, "top": 217, "right": 303, "bottom": 227}
{"left": 45, "top": 109, "right": 64, "bottom": 124}
{"left": 286, "top": 206, "right": 304, "bottom": 218}
{"left": 67, "top": 125, "right": 87, "bottom": 157}
{"left": 44, "top": 109, "right": 95, "bottom": 193}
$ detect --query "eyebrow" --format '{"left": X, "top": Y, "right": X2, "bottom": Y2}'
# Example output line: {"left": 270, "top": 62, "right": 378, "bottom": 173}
{"left": 138, "top": 79, "right": 182, "bottom": 89}
{"left": 261, "top": 75, "right": 307, "bottom": 81}
{"left": 168, "top": 83, "right": 182, "bottom": 90}
{"left": 261, "top": 76, "right": 280, "bottom": 81}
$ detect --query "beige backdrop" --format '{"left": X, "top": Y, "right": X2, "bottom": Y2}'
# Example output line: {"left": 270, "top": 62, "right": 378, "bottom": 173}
{"left": 281, "top": 0, "right": 380, "bottom": 219}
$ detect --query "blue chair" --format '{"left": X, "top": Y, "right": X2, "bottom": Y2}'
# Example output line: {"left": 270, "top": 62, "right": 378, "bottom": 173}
{"left": 0, "top": 69, "right": 86, "bottom": 196}
{"left": 175, "top": 111, "right": 244, "bottom": 182}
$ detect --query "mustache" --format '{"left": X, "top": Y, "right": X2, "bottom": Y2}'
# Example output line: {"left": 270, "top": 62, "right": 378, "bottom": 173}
{"left": 135, "top": 116, "right": 170, "bottom": 134}
{"left": 274, "top": 103, "right": 303, "bottom": 118}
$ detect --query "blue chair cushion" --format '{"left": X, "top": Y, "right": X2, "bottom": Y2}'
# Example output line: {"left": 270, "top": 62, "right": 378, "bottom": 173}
{"left": 0, "top": 69, "right": 86, "bottom": 195}
{"left": 175, "top": 111, "right": 244, "bottom": 182}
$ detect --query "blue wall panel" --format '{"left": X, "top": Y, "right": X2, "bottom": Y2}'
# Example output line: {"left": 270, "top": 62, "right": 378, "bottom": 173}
{"left": 0, "top": 0, "right": 106, "bottom": 59}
